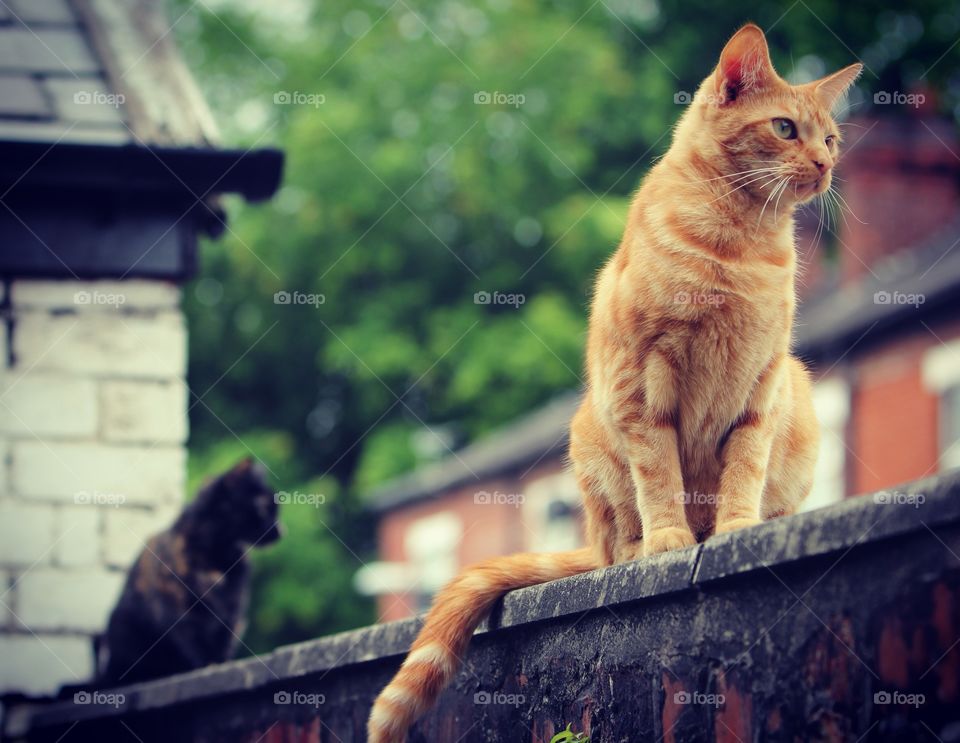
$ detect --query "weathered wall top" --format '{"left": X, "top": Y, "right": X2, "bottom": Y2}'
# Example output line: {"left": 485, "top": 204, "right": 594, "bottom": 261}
{"left": 8, "top": 471, "right": 960, "bottom": 741}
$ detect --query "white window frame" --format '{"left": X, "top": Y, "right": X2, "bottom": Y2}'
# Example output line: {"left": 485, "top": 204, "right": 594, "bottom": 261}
{"left": 922, "top": 339, "right": 960, "bottom": 471}
{"left": 803, "top": 376, "right": 851, "bottom": 511}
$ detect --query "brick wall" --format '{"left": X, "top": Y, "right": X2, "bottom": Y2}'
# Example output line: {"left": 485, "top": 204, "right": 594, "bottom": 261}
{"left": 847, "top": 319, "right": 960, "bottom": 495}
{"left": 0, "top": 280, "right": 188, "bottom": 696}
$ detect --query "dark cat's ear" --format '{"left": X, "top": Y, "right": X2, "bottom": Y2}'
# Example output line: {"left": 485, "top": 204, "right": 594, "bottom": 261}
{"left": 223, "top": 457, "right": 255, "bottom": 485}
{"left": 714, "top": 24, "right": 777, "bottom": 104}
{"left": 809, "top": 63, "right": 862, "bottom": 111}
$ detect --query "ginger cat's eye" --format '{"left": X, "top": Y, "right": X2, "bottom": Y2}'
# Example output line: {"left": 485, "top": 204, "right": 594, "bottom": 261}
{"left": 825, "top": 135, "right": 837, "bottom": 147}
{"left": 772, "top": 118, "right": 797, "bottom": 139}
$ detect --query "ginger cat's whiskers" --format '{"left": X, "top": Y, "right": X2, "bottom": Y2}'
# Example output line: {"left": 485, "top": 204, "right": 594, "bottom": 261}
{"left": 706, "top": 170, "right": 785, "bottom": 205}
{"left": 757, "top": 175, "right": 790, "bottom": 228}
{"left": 808, "top": 193, "right": 827, "bottom": 251}
{"left": 773, "top": 177, "right": 792, "bottom": 222}
{"left": 692, "top": 166, "right": 782, "bottom": 184}
{"left": 830, "top": 186, "right": 866, "bottom": 225}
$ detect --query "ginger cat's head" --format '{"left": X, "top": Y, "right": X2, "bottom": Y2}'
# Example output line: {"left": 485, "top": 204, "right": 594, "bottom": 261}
{"left": 676, "top": 24, "right": 862, "bottom": 207}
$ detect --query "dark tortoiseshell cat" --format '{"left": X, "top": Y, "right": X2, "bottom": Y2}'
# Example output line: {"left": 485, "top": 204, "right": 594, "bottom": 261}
{"left": 97, "top": 458, "right": 282, "bottom": 686}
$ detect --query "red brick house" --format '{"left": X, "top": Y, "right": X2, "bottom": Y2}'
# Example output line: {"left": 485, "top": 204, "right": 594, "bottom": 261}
{"left": 360, "top": 112, "right": 960, "bottom": 622}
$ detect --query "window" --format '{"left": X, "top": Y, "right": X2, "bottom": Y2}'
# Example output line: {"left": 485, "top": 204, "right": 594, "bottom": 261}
{"left": 522, "top": 471, "right": 582, "bottom": 552}
{"left": 804, "top": 376, "right": 850, "bottom": 511}
{"left": 922, "top": 339, "right": 960, "bottom": 471}
{"left": 404, "top": 512, "right": 462, "bottom": 612}
{"left": 940, "top": 387, "right": 960, "bottom": 470}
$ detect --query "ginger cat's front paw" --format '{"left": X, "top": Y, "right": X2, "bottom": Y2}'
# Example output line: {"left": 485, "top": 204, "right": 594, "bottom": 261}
{"left": 643, "top": 526, "right": 697, "bottom": 556}
{"left": 714, "top": 517, "right": 763, "bottom": 535}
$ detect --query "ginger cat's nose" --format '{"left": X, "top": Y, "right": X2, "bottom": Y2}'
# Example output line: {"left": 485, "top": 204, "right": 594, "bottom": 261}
{"left": 812, "top": 154, "right": 833, "bottom": 173}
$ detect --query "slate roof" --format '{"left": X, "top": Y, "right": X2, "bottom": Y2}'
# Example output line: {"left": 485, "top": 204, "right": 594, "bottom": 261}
{"left": 794, "top": 212, "right": 960, "bottom": 362}
{"left": 0, "top": 0, "right": 218, "bottom": 146}
{"left": 368, "top": 391, "right": 583, "bottom": 513}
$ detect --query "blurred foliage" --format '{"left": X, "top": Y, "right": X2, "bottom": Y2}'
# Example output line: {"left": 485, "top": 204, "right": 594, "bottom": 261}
{"left": 171, "top": 0, "right": 960, "bottom": 651}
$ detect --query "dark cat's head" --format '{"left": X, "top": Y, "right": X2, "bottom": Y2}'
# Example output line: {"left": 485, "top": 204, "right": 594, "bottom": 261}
{"left": 188, "top": 458, "right": 283, "bottom": 550}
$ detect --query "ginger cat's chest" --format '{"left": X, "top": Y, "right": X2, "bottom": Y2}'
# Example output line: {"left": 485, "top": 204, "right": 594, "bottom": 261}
{"left": 666, "top": 267, "right": 792, "bottom": 475}
{"left": 678, "top": 289, "right": 783, "bottom": 422}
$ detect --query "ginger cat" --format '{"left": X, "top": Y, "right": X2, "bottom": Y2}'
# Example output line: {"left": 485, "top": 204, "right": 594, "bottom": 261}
{"left": 368, "top": 24, "right": 860, "bottom": 742}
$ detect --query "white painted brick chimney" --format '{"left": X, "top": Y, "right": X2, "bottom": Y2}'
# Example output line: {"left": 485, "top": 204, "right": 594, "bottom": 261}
{"left": 0, "top": 280, "right": 187, "bottom": 696}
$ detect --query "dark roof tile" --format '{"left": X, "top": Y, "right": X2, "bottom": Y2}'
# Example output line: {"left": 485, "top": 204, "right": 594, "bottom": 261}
{"left": 6, "top": 0, "right": 77, "bottom": 25}
{"left": 0, "top": 74, "right": 53, "bottom": 117}
{"left": 0, "top": 27, "right": 100, "bottom": 75}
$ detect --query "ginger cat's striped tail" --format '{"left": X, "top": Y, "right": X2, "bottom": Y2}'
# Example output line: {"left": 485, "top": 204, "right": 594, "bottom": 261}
{"left": 367, "top": 547, "right": 597, "bottom": 742}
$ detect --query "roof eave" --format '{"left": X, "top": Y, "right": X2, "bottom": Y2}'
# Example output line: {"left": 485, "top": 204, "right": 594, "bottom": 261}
{"left": 0, "top": 140, "right": 284, "bottom": 202}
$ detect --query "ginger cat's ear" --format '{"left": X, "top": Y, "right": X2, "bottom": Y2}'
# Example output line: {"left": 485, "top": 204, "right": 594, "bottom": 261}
{"left": 811, "top": 63, "right": 863, "bottom": 111}
{"left": 714, "top": 24, "right": 777, "bottom": 104}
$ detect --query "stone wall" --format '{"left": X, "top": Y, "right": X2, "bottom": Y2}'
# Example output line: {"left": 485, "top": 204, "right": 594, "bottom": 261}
{"left": 0, "top": 280, "right": 187, "bottom": 696}
{"left": 9, "top": 472, "right": 960, "bottom": 742}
